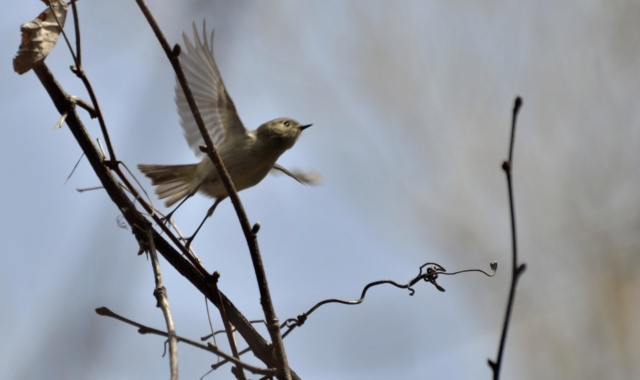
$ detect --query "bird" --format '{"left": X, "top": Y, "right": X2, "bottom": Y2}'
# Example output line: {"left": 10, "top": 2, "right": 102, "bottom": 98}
{"left": 138, "top": 21, "right": 319, "bottom": 244}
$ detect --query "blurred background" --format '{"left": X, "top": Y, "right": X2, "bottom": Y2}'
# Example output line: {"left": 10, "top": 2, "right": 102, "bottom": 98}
{"left": 2, "top": 1, "right": 639, "bottom": 379}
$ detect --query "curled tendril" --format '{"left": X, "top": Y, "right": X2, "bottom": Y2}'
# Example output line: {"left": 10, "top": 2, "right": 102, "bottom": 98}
{"left": 438, "top": 261, "right": 498, "bottom": 277}
{"left": 277, "top": 261, "right": 498, "bottom": 338}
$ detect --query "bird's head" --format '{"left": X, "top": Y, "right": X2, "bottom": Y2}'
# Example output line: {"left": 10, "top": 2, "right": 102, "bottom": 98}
{"left": 256, "top": 118, "right": 312, "bottom": 151}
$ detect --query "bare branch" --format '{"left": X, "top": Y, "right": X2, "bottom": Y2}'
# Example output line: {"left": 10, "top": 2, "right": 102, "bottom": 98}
{"left": 488, "top": 96, "right": 527, "bottom": 379}
{"left": 95, "top": 307, "right": 275, "bottom": 377}
{"left": 146, "top": 230, "right": 179, "bottom": 379}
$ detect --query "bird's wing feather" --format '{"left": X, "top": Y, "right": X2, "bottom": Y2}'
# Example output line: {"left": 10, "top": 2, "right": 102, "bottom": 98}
{"left": 176, "top": 21, "right": 246, "bottom": 156}
{"left": 271, "top": 164, "right": 324, "bottom": 185}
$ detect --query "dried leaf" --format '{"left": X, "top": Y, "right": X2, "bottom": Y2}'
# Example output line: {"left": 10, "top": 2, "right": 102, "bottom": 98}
{"left": 13, "top": 0, "right": 68, "bottom": 75}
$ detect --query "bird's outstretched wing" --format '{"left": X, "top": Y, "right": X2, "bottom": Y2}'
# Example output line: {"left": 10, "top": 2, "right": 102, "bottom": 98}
{"left": 271, "top": 164, "right": 324, "bottom": 185}
{"left": 176, "top": 21, "right": 247, "bottom": 155}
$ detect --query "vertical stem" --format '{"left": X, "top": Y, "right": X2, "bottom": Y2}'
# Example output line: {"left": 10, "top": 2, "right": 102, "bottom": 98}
{"left": 148, "top": 230, "right": 179, "bottom": 379}
{"left": 210, "top": 272, "right": 247, "bottom": 380}
{"left": 489, "top": 97, "right": 527, "bottom": 379}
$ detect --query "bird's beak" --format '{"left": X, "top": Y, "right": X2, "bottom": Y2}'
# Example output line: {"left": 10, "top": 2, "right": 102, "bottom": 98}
{"left": 299, "top": 124, "right": 313, "bottom": 131}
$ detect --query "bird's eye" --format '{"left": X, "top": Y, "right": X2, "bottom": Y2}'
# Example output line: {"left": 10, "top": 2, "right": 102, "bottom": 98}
{"left": 284, "top": 121, "right": 291, "bottom": 127}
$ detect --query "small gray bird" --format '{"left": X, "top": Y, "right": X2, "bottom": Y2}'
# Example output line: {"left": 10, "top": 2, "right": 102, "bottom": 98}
{"left": 138, "top": 22, "right": 319, "bottom": 240}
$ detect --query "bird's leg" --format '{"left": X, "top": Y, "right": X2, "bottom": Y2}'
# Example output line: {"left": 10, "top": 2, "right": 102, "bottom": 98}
{"left": 161, "top": 183, "right": 203, "bottom": 223}
{"left": 183, "top": 197, "right": 225, "bottom": 249}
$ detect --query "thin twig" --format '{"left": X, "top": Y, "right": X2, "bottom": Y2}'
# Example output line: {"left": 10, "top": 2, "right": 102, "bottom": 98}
{"left": 48, "top": 0, "right": 117, "bottom": 162}
{"left": 133, "top": 3, "right": 291, "bottom": 379}
{"left": 70, "top": 0, "right": 81, "bottom": 67}
{"left": 95, "top": 307, "right": 275, "bottom": 377}
{"left": 488, "top": 96, "right": 527, "bottom": 379}
{"left": 146, "top": 229, "right": 179, "bottom": 379}
{"left": 210, "top": 272, "right": 247, "bottom": 380}
{"left": 46, "top": 0, "right": 78, "bottom": 66}
{"left": 64, "top": 152, "right": 85, "bottom": 184}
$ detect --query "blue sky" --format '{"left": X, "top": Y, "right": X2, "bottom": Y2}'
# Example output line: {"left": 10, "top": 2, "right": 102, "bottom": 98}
{"left": 2, "top": 1, "right": 639, "bottom": 379}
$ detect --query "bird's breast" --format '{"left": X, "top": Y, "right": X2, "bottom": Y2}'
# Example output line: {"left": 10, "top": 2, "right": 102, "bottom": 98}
{"left": 196, "top": 138, "right": 285, "bottom": 197}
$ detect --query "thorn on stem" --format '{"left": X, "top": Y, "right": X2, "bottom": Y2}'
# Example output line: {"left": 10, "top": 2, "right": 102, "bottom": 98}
{"left": 517, "top": 263, "right": 527, "bottom": 275}
{"left": 172, "top": 44, "right": 181, "bottom": 57}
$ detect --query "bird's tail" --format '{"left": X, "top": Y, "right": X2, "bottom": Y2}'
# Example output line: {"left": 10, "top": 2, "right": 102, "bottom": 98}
{"left": 138, "top": 163, "right": 199, "bottom": 207}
